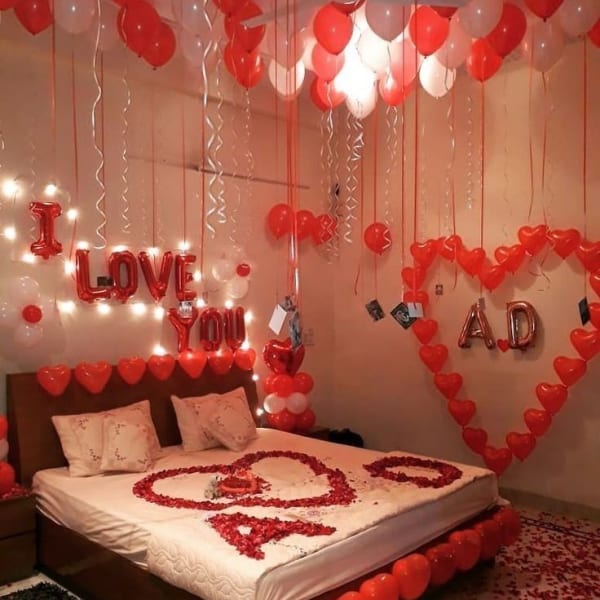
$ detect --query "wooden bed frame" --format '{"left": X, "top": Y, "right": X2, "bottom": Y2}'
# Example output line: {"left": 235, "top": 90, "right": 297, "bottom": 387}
{"left": 7, "top": 364, "right": 496, "bottom": 600}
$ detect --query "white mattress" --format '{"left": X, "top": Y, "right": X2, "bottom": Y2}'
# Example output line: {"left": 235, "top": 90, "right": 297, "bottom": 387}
{"left": 33, "top": 429, "right": 499, "bottom": 600}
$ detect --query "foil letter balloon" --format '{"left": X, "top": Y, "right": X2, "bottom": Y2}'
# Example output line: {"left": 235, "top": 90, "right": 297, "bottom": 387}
{"left": 138, "top": 251, "right": 173, "bottom": 301}
{"left": 29, "top": 201, "right": 62, "bottom": 259}
{"left": 175, "top": 254, "right": 197, "bottom": 302}
{"left": 199, "top": 308, "right": 224, "bottom": 352}
{"left": 75, "top": 249, "right": 111, "bottom": 303}
{"left": 167, "top": 307, "right": 199, "bottom": 352}
{"left": 458, "top": 303, "right": 496, "bottom": 349}
{"left": 108, "top": 251, "right": 139, "bottom": 303}
{"left": 506, "top": 301, "right": 538, "bottom": 350}
{"left": 224, "top": 307, "right": 246, "bottom": 351}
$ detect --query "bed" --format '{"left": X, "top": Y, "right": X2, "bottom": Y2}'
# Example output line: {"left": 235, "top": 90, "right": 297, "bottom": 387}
{"left": 7, "top": 364, "right": 503, "bottom": 600}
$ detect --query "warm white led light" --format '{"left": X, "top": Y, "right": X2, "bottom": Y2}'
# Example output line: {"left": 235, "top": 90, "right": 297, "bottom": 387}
{"left": 153, "top": 306, "right": 165, "bottom": 320}
{"left": 64, "top": 260, "right": 75, "bottom": 276}
{"left": 3, "top": 226, "right": 16, "bottom": 240}
{"left": 178, "top": 241, "right": 190, "bottom": 252}
{"left": 57, "top": 300, "right": 76, "bottom": 314}
{"left": 255, "top": 407, "right": 264, "bottom": 416}
{"left": 224, "top": 299, "right": 234, "bottom": 309}
{"left": 66, "top": 208, "right": 79, "bottom": 221}
{"left": 252, "top": 374, "right": 260, "bottom": 382}
{"left": 148, "top": 247, "right": 159, "bottom": 257}
{"left": 241, "top": 340, "right": 250, "bottom": 351}
{"left": 244, "top": 310, "right": 254, "bottom": 324}
{"left": 21, "top": 252, "right": 36, "bottom": 264}
{"left": 97, "top": 303, "right": 111, "bottom": 315}
{"left": 44, "top": 183, "right": 58, "bottom": 197}
{"left": 131, "top": 302, "right": 147, "bottom": 316}
{"left": 76, "top": 241, "right": 89, "bottom": 250}
{"left": 195, "top": 298, "right": 207, "bottom": 308}
{"left": 193, "top": 270, "right": 202, "bottom": 282}
{"left": 152, "top": 344, "right": 167, "bottom": 356}
{"left": 2, "top": 179, "right": 20, "bottom": 197}
{"left": 113, "top": 245, "right": 127, "bottom": 252}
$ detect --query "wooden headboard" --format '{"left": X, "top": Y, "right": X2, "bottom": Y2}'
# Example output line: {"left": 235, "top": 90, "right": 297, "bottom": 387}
{"left": 7, "top": 364, "right": 259, "bottom": 486}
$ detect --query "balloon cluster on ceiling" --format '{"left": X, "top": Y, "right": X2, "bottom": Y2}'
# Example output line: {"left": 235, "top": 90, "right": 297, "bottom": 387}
{"left": 219, "top": 0, "right": 600, "bottom": 117}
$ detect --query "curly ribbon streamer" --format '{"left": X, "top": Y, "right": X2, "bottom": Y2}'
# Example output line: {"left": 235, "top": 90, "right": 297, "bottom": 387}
{"left": 92, "top": 0, "right": 107, "bottom": 251}
{"left": 582, "top": 38, "right": 588, "bottom": 297}
{"left": 228, "top": 86, "right": 242, "bottom": 246}
{"left": 240, "top": 89, "right": 255, "bottom": 249}
{"left": 344, "top": 112, "right": 363, "bottom": 245}
{"left": 383, "top": 106, "right": 398, "bottom": 228}
{"left": 181, "top": 93, "right": 188, "bottom": 249}
{"left": 213, "top": 59, "right": 227, "bottom": 228}
{"left": 501, "top": 69, "right": 510, "bottom": 242}
{"left": 465, "top": 91, "right": 475, "bottom": 211}
{"left": 121, "top": 63, "right": 131, "bottom": 236}
{"left": 527, "top": 64, "right": 535, "bottom": 223}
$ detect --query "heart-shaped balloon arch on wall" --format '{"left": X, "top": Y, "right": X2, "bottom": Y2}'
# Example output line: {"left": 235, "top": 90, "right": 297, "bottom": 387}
{"left": 382, "top": 224, "right": 600, "bottom": 476}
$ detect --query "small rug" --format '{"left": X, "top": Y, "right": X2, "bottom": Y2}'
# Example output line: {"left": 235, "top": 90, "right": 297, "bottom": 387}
{"left": 1, "top": 583, "right": 77, "bottom": 600}
{"left": 436, "top": 508, "right": 600, "bottom": 599}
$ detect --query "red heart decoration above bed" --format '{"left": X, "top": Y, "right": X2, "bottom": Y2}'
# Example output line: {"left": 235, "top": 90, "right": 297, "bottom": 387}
{"left": 208, "top": 349, "right": 234, "bottom": 375}
{"left": 74, "top": 361, "right": 112, "bottom": 394}
{"left": 36, "top": 364, "right": 71, "bottom": 397}
{"left": 178, "top": 350, "right": 208, "bottom": 379}
{"left": 263, "top": 339, "right": 305, "bottom": 375}
{"left": 233, "top": 348, "right": 257, "bottom": 371}
{"left": 406, "top": 225, "right": 600, "bottom": 475}
{"left": 117, "top": 357, "right": 146, "bottom": 385}
{"left": 147, "top": 354, "right": 176, "bottom": 381}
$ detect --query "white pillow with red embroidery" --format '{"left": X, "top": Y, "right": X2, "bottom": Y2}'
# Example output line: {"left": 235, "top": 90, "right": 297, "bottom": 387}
{"left": 100, "top": 414, "right": 154, "bottom": 473}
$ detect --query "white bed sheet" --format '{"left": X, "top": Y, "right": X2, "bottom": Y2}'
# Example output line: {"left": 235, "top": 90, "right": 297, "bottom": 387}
{"left": 33, "top": 429, "right": 499, "bottom": 600}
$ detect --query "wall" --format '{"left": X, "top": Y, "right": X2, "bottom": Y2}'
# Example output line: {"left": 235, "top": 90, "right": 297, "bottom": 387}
{"left": 0, "top": 12, "right": 335, "bottom": 417}
{"left": 330, "top": 42, "right": 600, "bottom": 509}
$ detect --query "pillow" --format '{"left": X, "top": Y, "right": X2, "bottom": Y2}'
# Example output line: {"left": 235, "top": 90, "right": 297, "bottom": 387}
{"left": 204, "top": 390, "right": 257, "bottom": 452}
{"left": 100, "top": 414, "right": 154, "bottom": 473}
{"left": 51, "top": 400, "right": 160, "bottom": 477}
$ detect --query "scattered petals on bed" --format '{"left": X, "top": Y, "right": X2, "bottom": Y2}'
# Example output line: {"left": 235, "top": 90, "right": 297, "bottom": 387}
{"left": 132, "top": 450, "right": 357, "bottom": 510}
{"left": 207, "top": 512, "right": 336, "bottom": 559}
{"left": 363, "top": 455, "right": 463, "bottom": 488}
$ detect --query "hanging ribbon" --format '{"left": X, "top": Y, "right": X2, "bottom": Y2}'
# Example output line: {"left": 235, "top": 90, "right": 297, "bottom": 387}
{"left": 527, "top": 63, "right": 535, "bottom": 223}
{"left": 345, "top": 112, "right": 362, "bottom": 245}
{"left": 181, "top": 92, "right": 188, "bottom": 250}
{"left": 583, "top": 38, "right": 588, "bottom": 297}
{"left": 228, "top": 86, "right": 242, "bottom": 246}
{"left": 383, "top": 105, "right": 398, "bottom": 229}
{"left": 465, "top": 91, "right": 474, "bottom": 211}
{"left": 121, "top": 62, "right": 131, "bottom": 236}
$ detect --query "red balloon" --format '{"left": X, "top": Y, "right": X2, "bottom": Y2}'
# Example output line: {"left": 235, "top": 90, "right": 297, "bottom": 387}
{"left": 359, "top": 573, "right": 399, "bottom": 600}
{"left": 225, "top": 1, "right": 265, "bottom": 52}
{"left": 408, "top": 6, "right": 450, "bottom": 56}
{"left": 486, "top": 2, "right": 527, "bottom": 58}
{"left": 524, "top": 0, "right": 563, "bottom": 19}
{"left": 313, "top": 4, "right": 352, "bottom": 55}
{"left": 224, "top": 40, "right": 265, "bottom": 88}
{"left": 14, "top": 0, "right": 53, "bottom": 35}
{"left": 474, "top": 520, "right": 502, "bottom": 560}
{"left": 199, "top": 307, "right": 224, "bottom": 352}
{"left": 236, "top": 262, "right": 251, "bottom": 277}
{"left": 0, "top": 461, "right": 15, "bottom": 494}
{"left": 267, "top": 409, "right": 297, "bottom": 432}
{"left": 312, "top": 43, "right": 345, "bottom": 81}
{"left": 493, "top": 508, "right": 521, "bottom": 546}
{"left": 118, "top": 0, "right": 161, "bottom": 56}
{"left": 425, "top": 543, "right": 456, "bottom": 586}
{"left": 168, "top": 307, "right": 198, "bottom": 353}
{"left": 22, "top": 304, "right": 42, "bottom": 324}
{"left": 293, "top": 372, "right": 314, "bottom": 394}
{"left": 0, "top": 0, "right": 18, "bottom": 10}
{"left": 109, "top": 251, "right": 139, "bottom": 302}
{"left": 295, "top": 408, "right": 316, "bottom": 432}
{"left": 364, "top": 222, "right": 392, "bottom": 255}
{"left": 29, "top": 202, "right": 62, "bottom": 259}
{"left": 553, "top": 356, "right": 587, "bottom": 387}
{"left": 0, "top": 415, "right": 7, "bottom": 439}
{"left": 143, "top": 22, "right": 176, "bottom": 68}
{"left": 273, "top": 374, "right": 294, "bottom": 397}
{"left": 332, "top": 0, "right": 364, "bottom": 14}
{"left": 314, "top": 78, "right": 346, "bottom": 108}
{"left": 207, "top": 349, "right": 234, "bottom": 375}
{"left": 466, "top": 39, "right": 503, "bottom": 82}
{"left": 336, "top": 593, "right": 367, "bottom": 600}
{"left": 418, "top": 344, "right": 448, "bottom": 374}
{"left": 589, "top": 19, "right": 600, "bottom": 48}
{"left": 430, "top": 6, "right": 456, "bottom": 19}
{"left": 448, "top": 529, "right": 482, "bottom": 572}
{"left": 219, "top": 0, "right": 245, "bottom": 15}
{"left": 263, "top": 373, "right": 278, "bottom": 394}
{"left": 296, "top": 210, "right": 317, "bottom": 242}
{"left": 175, "top": 253, "right": 197, "bottom": 302}
{"left": 138, "top": 250, "right": 173, "bottom": 301}
{"left": 310, "top": 77, "right": 329, "bottom": 112}
{"left": 312, "top": 214, "right": 337, "bottom": 245}
{"left": 266, "top": 203, "right": 294, "bottom": 239}
{"left": 378, "top": 74, "right": 412, "bottom": 107}
{"left": 392, "top": 553, "right": 431, "bottom": 600}
{"left": 75, "top": 249, "right": 112, "bottom": 303}
{"left": 224, "top": 306, "right": 246, "bottom": 352}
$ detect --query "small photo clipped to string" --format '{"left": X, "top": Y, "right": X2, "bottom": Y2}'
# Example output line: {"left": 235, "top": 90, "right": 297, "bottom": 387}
{"left": 391, "top": 302, "right": 417, "bottom": 330}
{"left": 579, "top": 297, "right": 590, "bottom": 326}
{"left": 365, "top": 299, "right": 385, "bottom": 322}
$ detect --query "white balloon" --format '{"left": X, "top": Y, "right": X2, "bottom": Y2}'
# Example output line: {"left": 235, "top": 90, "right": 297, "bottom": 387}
{"left": 558, "top": 0, "right": 600, "bottom": 38}
{"left": 389, "top": 37, "right": 421, "bottom": 85}
{"left": 521, "top": 20, "right": 565, "bottom": 72}
{"left": 351, "top": 4, "right": 369, "bottom": 33}
{"left": 0, "top": 301, "right": 19, "bottom": 327}
{"left": 435, "top": 17, "right": 470, "bottom": 69}
{"left": 211, "top": 258, "right": 236, "bottom": 282}
{"left": 263, "top": 393, "right": 286, "bottom": 414}
{"left": 97, "top": 2, "right": 120, "bottom": 51}
{"left": 265, "top": 25, "right": 303, "bottom": 68}
{"left": 0, "top": 439, "right": 7, "bottom": 462}
{"left": 365, "top": 0, "right": 410, "bottom": 42}
{"left": 458, "top": 0, "right": 503, "bottom": 38}
{"left": 180, "top": 30, "right": 208, "bottom": 67}
{"left": 225, "top": 276, "right": 250, "bottom": 299}
{"left": 173, "top": 0, "right": 220, "bottom": 40}
{"left": 268, "top": 60, "right": 305, "bottom": 96}
{"left": 345, "top": 84, "right": 377, "bottom": 119}
{"left": 7, "top": 276, "right": 40, "bottom": 305}
{"left": 14, "top": 323, "right": 43, "bottom": 348}
{"left": 419, "top": 55, "right": 456, "bottom": 98}
{"left": 357, "top": 28, "right": 391, "bottom": 75}
{"left": 286, "top": 392, "right": 309, "bottom": 415}
{"left": 55, "top": 0, "right": 97, "bottom": 35}
{"left": 300, "top": 28, "right": 317, "bottom": 71}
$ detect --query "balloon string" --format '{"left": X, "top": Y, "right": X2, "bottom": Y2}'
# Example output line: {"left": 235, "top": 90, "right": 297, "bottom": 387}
{"left": 400, "top": 85, "right": 406, "bottom": 293}
{"left": 151, "top": 89, "right": 157, "bottom": 251}
{"left": 541, "top": 72, "right": 548, "bottom": 226}
{"left": 527, "top": 63, "right": 535, "bottom": 223}
{"left": 120, "top": 63, "right": 131, "bottom": 236}
{"left": 413, "top": 83, "right": 419, "bottom": 244}
{"left": 583, "top": 38, "right": 588, "bottom": 298}
{"left": 353, "top": 137, "right": 365, "bottom": 297}
{"left": 480, "top": 82, "right": 485, "bottom": 297}
{"left": 181, "top": 94, "right": 187, "bottom": 249}
{"left": 50, "top": 20, "right": 57, "bottom": 179}
{"left": 450, "top": 83, "right": 457, "bottom": 291}
{"left": 372, "top": 107, "right": 378, "bottom": 294}
{"left": 70, "top": 48, "right": 80, "bottom": 207}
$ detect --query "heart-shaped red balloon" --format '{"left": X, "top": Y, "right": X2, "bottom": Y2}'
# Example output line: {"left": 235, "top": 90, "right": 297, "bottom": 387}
{"left": 447, "top": 399, "right": 476, "bottom": 426}
{"left": 448, "top": 529, "right": 481, "bottom": 572}
{"left": 589, "top": 270, "right": 600, "bottom": 298}
{"left": 497, "top": 339, "right": 510, "bottom": 353}
{"left": 494, "top": 244, "right": 526, "bottom": 273}
{"left": 403, "top": 290, "right": 430, "bottom": 308}
{"left": 553, "top": 356, "right": 587, "bottom": 387}
{"left": 117, "top": 357, "right": 146, "bottom": 385}
{"left": 208, "top": 349, "right": 234, "bottom": 375}
{"left": 412, "top": 318, "right": 438, "bottom": 344}
{"left": 233, "top": 348, "right": 257, "bottom": 371}
{"left": 147, "top": 354, "right": 176, "bottom": 381}
{"left": 474, "top": 519, "right": 502, "bottom": 559}
{"left": 493, "top": 507, "right": 521, "bottom": 547}
{"left": 570, "top": 328, "right": 600, "bottom": 361}
{"left": 524, "top": 408, "right": 551, "bottom": 436}
{"left": 178, "top": 350, "right": 208, "bottom": 379}
{"left": 74, "top": 361, "right": 112, "bottom": 394}
{"left": 457, "top": 247, "right": 486, "bottom": 277}
{"left": 437, "top": 234, "right": 463, "bottom": 260}
{"left": 425, "top": 542, "right": 456, "bottom": 587}
{"left": 506, "top": 432, "right": 536, "bottom": 461}
{"left": 418, "top": 344, "right": 448, "bottom": 373}
{"left": 576, "top": 239, "right": 600, "bottom": 272}
{"left": 392, "top": 553, "right": 432, "bottom": 600}
{"left": 590, "top": 303, "right": 600, "bottom": 330}
{"left": 433, "top": 372, "right": 463, "bottom": 399}
{"left": 36, "top": 364, "right": 71, "bottom": 397}
{"left": 478, "top": 262, "right": 506, "bottom": 292}
{"left": 462, "top": 427, "right": 488, "bottom": 454}
{"left": 517, "top": 224, "right": 548, "bottom": 256}
{"left": 263, "top": 339, "right": 305, "bottom": 375}
{"left": 535, "top": 382, "right": 568, "bottom": 415}
{"left": 482, "top": 446, "right": 512, "bottom": 476}
{"left": 410, "top": 240, "right": 437, "bottom": 268}
{"left": 401, "top": 266, "right": 426, "bottom": 289}
{"left": 548, "top": 228, "right": 580, "bottom": 259}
